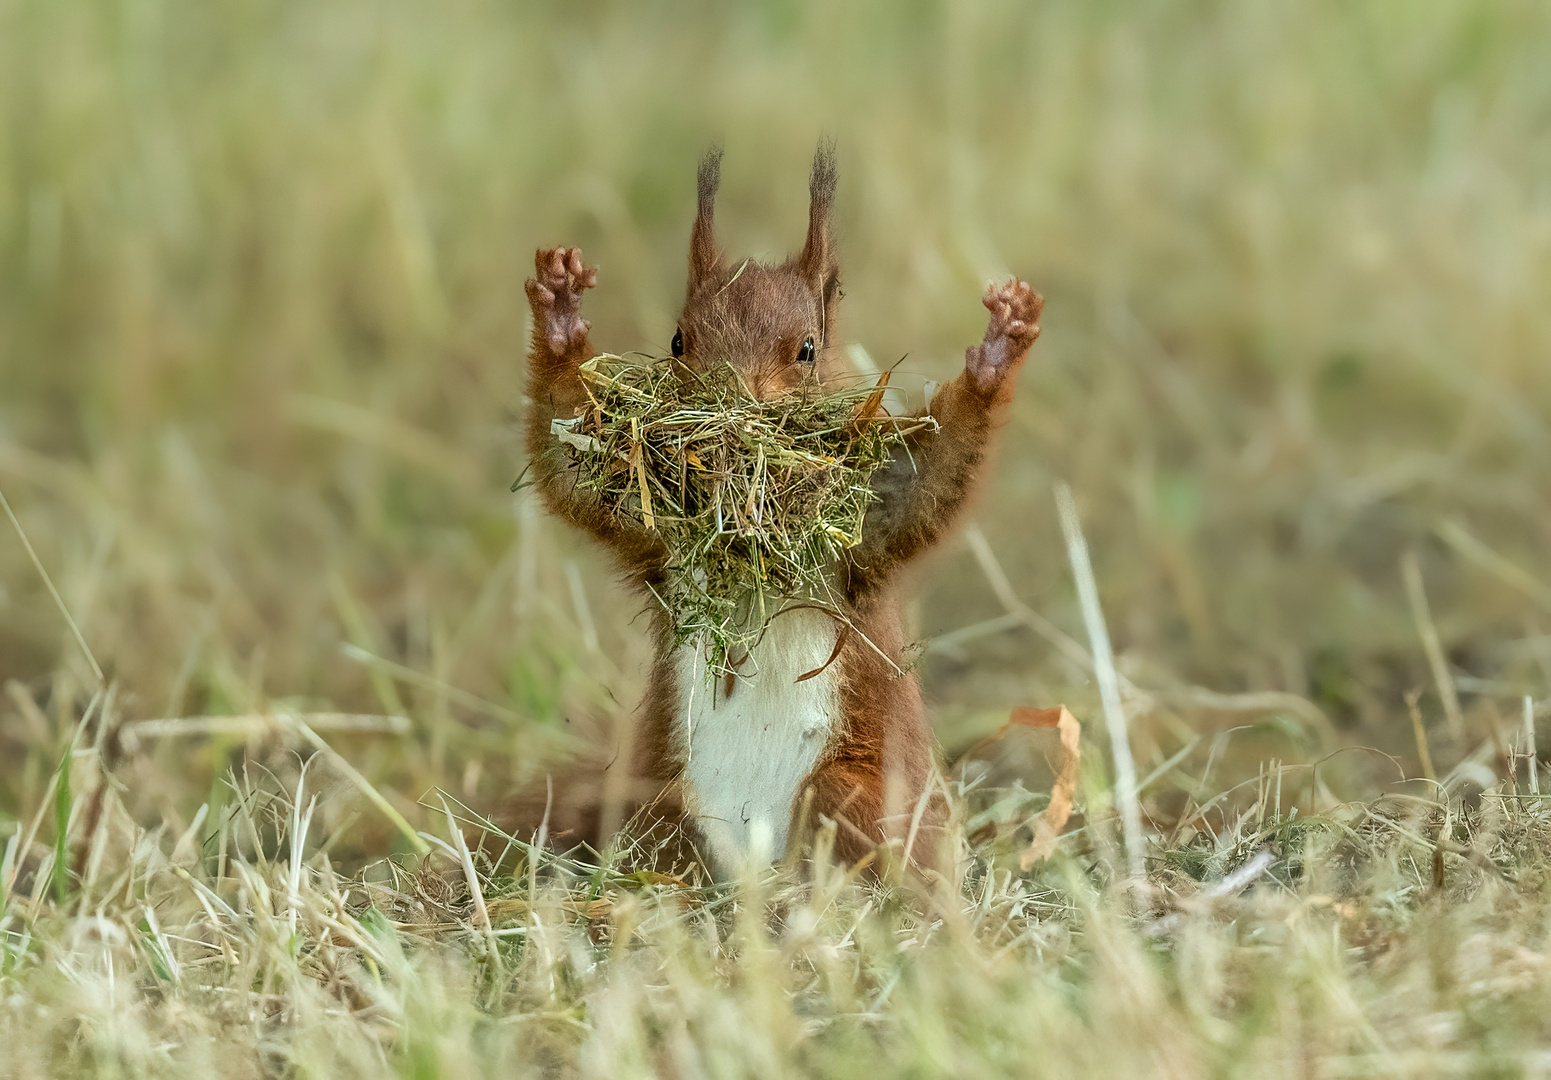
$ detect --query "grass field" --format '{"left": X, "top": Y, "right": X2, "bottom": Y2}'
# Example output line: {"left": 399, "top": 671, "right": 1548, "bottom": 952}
{"left": 3, "top": 0, "right": 1551, "bottom": 1075}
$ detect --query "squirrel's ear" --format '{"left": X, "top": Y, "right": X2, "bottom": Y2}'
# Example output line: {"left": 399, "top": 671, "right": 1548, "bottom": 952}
{"left": 798, "top": 141, "right": 839, "bottom": 305}
{"left": 688, "top": 146, "right": 726, "bottom": 293}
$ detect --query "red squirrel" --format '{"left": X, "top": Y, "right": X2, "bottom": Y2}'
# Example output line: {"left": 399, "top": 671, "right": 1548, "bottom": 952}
{"left": 523, "top": 146, "right": 1042, "bottom": 880}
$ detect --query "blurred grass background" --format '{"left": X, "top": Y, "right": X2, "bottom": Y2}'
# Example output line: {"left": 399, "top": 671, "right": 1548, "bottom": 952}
{"left": 1, "top": 0, "right": 1549, "bottom": 851}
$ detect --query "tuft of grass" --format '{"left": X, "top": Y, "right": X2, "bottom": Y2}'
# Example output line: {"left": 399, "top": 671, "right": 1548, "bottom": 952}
{"left": 5, "top": 726, "right": 1551, "bottom": 1077}
{"left": 558, "top": 354, "right": 927, "bottom": 673}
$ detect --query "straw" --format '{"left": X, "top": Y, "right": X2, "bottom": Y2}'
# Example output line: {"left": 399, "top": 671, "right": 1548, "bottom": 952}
{"left": 554, "top": 354, "right": 932, "bottom": 675}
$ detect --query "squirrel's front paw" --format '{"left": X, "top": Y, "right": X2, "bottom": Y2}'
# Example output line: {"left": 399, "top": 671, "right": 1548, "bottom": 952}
{"left": 525, "top": 246, "right": 598, "bottom": 356}
{"left": 965, "top": 279, "right": 1043, "bottom": 397}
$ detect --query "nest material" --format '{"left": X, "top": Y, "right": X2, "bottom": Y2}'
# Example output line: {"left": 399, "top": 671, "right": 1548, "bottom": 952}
{"left": 552, "top": 354, "right": 933, "bottom": 674}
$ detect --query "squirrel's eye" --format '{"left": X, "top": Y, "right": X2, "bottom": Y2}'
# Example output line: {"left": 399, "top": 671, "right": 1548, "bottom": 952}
{"left": 671, "top": 328, "right": 685, "bottom": 358}
{"left": 797, "top": 337, "right": 816, "bottom": 365}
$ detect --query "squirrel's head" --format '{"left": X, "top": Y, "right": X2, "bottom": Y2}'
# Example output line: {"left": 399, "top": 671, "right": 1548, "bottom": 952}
{"left": 672, "top": 145, "right": 844, "bottom": 399}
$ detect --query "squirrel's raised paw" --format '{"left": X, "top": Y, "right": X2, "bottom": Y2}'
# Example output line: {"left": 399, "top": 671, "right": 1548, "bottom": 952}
{"left": 525, "top": 246, "right": 598, "bottom": 356}
{"left": 965, "top": 278, "right": 1043, "bottom": 397}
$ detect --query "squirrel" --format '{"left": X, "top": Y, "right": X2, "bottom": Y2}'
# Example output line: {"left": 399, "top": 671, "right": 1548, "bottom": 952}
{"left": 522, "top": 145, "right": 1042, "bottom": 881}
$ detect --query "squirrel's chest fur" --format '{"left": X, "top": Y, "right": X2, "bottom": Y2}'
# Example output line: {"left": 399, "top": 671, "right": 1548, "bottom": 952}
{"left": 670, "top": 607, "right": 842, "bottom": 876}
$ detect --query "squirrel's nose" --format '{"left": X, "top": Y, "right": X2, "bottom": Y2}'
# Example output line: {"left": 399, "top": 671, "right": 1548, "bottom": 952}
{"left": 731, "top": 362, "right": 768, "bottom": 402}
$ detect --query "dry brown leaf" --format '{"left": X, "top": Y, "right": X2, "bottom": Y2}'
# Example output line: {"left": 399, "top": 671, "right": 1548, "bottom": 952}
{"left": 848, "top": 367, "right": 892, "bottom": 432}
{"left": 952, "top": 704, "right": 1082, "bottom": 867}
{"left": 1006, "top": 705, "right": 1081, "bottom": 869}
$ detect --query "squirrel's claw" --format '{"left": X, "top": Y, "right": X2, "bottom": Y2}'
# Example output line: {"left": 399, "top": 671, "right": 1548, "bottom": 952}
{"left": 527, "top": 246, "right": 597, "bottom": 357}
{"left": 966, "top": 278, "right": 1043, "bottom": 397}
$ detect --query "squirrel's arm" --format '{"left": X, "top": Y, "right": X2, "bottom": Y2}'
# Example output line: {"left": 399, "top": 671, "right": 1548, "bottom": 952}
{"left": 844, "top": 279, "right": 1042, "bottom": 593}
{"left": 525, "top": 247, "right": 665, "bottom": 579}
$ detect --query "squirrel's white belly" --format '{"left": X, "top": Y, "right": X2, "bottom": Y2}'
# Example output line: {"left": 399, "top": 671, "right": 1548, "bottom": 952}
{"left": 672, "top": 608, "right": 842, "bottom": 878}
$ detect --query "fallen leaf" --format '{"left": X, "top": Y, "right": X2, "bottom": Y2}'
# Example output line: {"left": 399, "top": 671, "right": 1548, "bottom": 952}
{"left": 1010, "top": 705, "right": 1081, "bottom": 868}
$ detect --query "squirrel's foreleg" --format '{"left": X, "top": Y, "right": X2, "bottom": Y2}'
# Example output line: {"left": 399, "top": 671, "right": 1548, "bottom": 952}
{"left": 845, "top": 279, "right": 1043, "bottom": 591}
{"left": 524, "top": 247, "right": 665, "bottom": 578}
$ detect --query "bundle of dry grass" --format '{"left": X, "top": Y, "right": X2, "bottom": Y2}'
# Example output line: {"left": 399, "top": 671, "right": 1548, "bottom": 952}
{"left": 553, "top": 354, "right": 934, "bottom": 672}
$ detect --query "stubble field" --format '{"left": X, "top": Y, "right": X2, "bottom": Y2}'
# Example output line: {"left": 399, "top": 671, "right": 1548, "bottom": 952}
{"left": 2, "top": 0, "right": 1551, "bottom": 1075}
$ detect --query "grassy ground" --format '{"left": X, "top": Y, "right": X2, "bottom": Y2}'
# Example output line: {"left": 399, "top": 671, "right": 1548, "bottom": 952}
{"left": 2, "top": 0, "right": 1551, "bottom": 1075}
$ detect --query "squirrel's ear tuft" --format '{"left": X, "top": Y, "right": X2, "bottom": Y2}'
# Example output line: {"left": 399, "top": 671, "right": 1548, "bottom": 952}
{"left": 688, "top": 146, "right": 726, "bottom": 293}
{"left": 799, "top": 140, "right": 838, "bottom": 296}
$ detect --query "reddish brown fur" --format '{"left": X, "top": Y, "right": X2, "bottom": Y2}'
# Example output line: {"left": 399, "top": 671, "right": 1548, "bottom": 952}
{"left": 520, "top": 146, "right": 1042, "bottom": 878}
